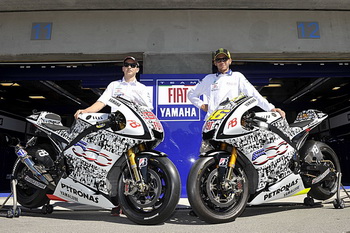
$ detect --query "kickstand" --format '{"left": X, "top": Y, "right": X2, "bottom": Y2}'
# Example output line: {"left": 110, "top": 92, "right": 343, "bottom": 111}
{"left": 333, "top": 172, "right": 350, "bottom": 209}
{"left": 0, "top": 177, "right": 21, "bottom": 218}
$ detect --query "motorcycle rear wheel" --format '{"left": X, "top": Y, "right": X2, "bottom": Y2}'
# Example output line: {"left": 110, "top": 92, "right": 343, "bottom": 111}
{"left": 118, "top": 157, "right": 181, "bottom": 225}
{"left": 308, "top": 142, "right": 341, "bottom": 200}
{"left": 13, "top": 158, "right": 49, "bottom": 208}
{"left": 187, "top": 157, "right": 249, "bottom": 224}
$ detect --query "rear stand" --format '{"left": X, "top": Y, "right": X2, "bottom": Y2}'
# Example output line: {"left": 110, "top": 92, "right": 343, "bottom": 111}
{"left": 303, "top": 172, "right": 350, "bottom": 208}
{"left": 333, "top": 172, "right": 350, "bottom": 209}
{"left": 0, "top": 178, "right": 21, "bottom": 218}
{"left": 0, "top": 178, "right": 54, "bottom": 217}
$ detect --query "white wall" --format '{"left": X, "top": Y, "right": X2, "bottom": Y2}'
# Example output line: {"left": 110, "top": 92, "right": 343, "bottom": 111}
{"left": 0, "top": 10, "right": 349, "bottom": 56}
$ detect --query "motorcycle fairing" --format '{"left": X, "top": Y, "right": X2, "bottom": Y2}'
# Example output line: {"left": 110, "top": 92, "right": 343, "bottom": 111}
{"left": 248, "top": 173, "right": 305, "bottom": 205}
{"left": 289, "top": 109, "right": 327, "bottom": 145}
{"left": 64, "top": 126, "right": 141, "bottom": 195}
{"left": 53, "top": 177, "right": 115, "bottom": 209}
{"left": 59, "top": 123, "right": 140, "bottom": 196}
{"left": 26, "top": 112, "right": 70, "bottom": 143}
{"left": 293, "top": 109, "right": 327, "bottom": 126}
{"left": 107, "top": 97, "right": 151, "bottom": 139}
{"left": 27, "top": 111, "right": 64, "bottom": 127}
{"left": 203, "top": 96, "right": 258, "bottom": 139}
{"left": 219, "top": 97, "right": 258, "bottom": 138}
{"left": 108, "top": 97, "right": 164, "bottom": 138}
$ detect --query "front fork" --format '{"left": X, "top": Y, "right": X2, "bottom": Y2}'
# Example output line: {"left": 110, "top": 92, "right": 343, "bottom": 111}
{"left": 126, "top": 144, "right": 149, "bottom": 192}
{"left": 227, "top": 146, "right": 238, "bottom": 179}
{"left": 218, "top": 143, "right": 238, "bottom": 188}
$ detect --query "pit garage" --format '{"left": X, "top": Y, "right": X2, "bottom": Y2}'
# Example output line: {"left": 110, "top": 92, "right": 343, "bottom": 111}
{"left": 0, "top": 1, "right": 350, "bottom": 195}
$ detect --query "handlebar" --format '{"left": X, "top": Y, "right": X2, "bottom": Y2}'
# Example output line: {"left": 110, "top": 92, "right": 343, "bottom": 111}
{"left": 96, "top": 111, "right": 126, "bottom": 131}
{"left": 96, "top": 118, "right": 111, "bottom": 127}
{"left": 246, "top": 112, "right": 267, "bottom": 122}
{"left": 244, "top": 112, "right": 269, "bottom": 130}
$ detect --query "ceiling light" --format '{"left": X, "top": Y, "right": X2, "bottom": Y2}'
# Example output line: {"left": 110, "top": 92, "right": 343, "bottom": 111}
{"left": 310, "top": 99, "right": 317, "bottom": 102}
{"left": 0, "top": 82, "right": 20, "bottom": 87}
{"left": 29, "top": 96, "right": 46, "bottom": 99}
{"left": 332, "top": 87, "right": 341, "bottom": 91}
{"left": 264, "top": 84, "right": 282, "bottom": 87}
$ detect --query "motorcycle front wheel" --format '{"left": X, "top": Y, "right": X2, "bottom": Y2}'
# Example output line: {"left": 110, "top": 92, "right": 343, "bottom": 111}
{"left": 187, "top": 157, "right": 249, "bottom": 224}
{"left": 118, "top": 157, "right": 181, "bottom": 225}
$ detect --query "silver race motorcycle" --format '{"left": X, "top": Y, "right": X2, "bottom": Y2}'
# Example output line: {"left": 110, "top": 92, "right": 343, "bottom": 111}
{"left": 7, "top": 96, "right": 181, "bottom": 224}
{"left": 187, "top": 95, "right": 342, "bottom": 223}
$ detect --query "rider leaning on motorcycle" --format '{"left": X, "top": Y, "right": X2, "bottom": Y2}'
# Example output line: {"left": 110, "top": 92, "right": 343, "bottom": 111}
{"left": 74, "top": 56, "right": 153, "bottom": 119}
{"left": 188, "top": 48, "right": 285, "bottom": 119}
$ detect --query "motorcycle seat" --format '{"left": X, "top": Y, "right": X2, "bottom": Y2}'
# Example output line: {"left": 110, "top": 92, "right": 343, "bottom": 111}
{"left": 289, "top": 119, "right": 313, "bottom": 129}
{"left": 44, "top": 113, "right": 61, "bottom": 121}
{"left": 42, "top": 123, "right": 70, "bottom": 131}
{"left": 41, "top": 113, "right": 70, "bottom": 131}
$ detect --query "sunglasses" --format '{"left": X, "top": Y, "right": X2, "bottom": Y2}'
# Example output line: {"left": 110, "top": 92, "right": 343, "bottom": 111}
{"left": 123, "top": 63, "right": 138, "bottom": 68}
{"left": 215, "top": 57, "right": 229, "bottom": 63}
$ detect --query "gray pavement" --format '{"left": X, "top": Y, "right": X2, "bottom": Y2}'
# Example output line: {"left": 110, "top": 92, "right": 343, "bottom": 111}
{"left": 1, "top": 191, "right": 350, "bottom": 233}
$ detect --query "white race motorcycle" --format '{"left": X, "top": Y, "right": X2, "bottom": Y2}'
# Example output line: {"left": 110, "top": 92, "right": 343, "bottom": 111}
{"left": 7, "top": 96, "right": 181, "bottom": 224}
{"left": 187, "top": 95, "right": 342, "bottom": 223}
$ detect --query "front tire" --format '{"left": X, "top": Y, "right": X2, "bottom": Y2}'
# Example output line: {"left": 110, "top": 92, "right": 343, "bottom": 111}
{"left": 187, "top": 157, "right": 249, "bottom": 224}
{"left": 118, "top": 157, "right": 181, "bottom": 225}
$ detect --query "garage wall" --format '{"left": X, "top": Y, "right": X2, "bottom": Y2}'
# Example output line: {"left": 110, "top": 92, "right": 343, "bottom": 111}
{"left": 0, "top": 10, "right": 350, "bottom": 73}
{"left": 1, "top": 0, "right": 350, "bottom": 11}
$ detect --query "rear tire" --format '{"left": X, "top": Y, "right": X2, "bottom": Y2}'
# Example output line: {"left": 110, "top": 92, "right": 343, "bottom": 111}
{"left": 13, "top": 158, "right": 49, "bottom": 208}
{"left": 187, "top": 157, "right": 249, "bottom": 224}
{"left": 307, "top": 142, "right": 340, "bottom": 200}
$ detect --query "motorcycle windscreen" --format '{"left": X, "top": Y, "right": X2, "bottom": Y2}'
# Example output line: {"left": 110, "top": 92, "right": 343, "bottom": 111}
{"left": 216, "top": 97, "right": 258, "bottom": 139}
{"left": 107, "top": 97, "right": 153, "bottom": 140}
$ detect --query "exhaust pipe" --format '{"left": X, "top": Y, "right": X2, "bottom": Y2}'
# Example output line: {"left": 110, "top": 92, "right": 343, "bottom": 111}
{"left": 1, "top": 133, "right": 55, "bottom": 190}
{"left": 15, "top": 146, "right": 55, "bottom": 189}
